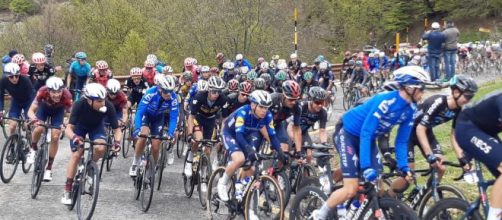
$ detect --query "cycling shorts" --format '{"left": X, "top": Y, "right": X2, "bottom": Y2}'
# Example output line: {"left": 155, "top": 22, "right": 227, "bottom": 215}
{"left": 70, "top": 124, "right": 106, "bottom": 152}
{"left": 407, "top": 128, "right": 442, "bottom": 163}
{"left": 222, "top": 131, "right": 262, "bottom": 158}
{"left": 193, "top": 115, "right": 216, "bottom": 140}
{"left": 334, "top": 128, "right": 381, "bottom": 178}
{"left": 36, "top": 105, "right": 65, "bottom": 127}
{"left": 455, "top": 119, "right": 502, "bottom": 177}
{"left": 9, "top": 98, "right": 32, "bottom": 119}
{"left": 141, "top": 114, "right": 165, "bottom": 137}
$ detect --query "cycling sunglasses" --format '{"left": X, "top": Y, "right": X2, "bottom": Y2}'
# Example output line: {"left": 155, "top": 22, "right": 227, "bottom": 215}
{"left": 161, "top": 89, "right": 173, "bottom": 94}
{"left": 8, "top": 75, "right": 19, "bottom": 79}
{"left": 313, "top": 100, "right": 325, "bottom": 106}
{"left": 240, "top": 92, "right": 249, "bottom": 97}
{"left": 463, "top": 93, "right": 475, "bottom": 100}
{"left": 209, "top": 89, "right": 222, "bottom": 94}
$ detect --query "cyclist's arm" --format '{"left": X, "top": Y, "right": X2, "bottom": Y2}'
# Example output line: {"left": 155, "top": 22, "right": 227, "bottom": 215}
{"left": 292, "top": 106, "right": 302, "bottom": 152}
{"left": 27, "top": 99, "right": 39, "bottom": 120}
{"left": 167, "top": 97, "right": 179, "bottom": 138}
{"left": 359, "top": 102, "right": 386, "bottom": 170}
{"left": 450, "top": 129, "right": 465, "bottom": 159}
{"left": 361, "top": 71, "right": 369, "bottom": 85}
{"left": 319, "top": 110, "right": 328, "bottom": 143}
{"left": 187, "top": 94, "right": 202, "bottom": 136}
{"left": 395, "top": 115, "right": 413, "bottom": 171}
{"left": 265, "top": 113, "right": 281, "bottom": 152}
{"left": 134, "top": 94, "right": 150, "bottom": 131}
{"left": 0, "top": 81, "right": 5, "bottom": 111}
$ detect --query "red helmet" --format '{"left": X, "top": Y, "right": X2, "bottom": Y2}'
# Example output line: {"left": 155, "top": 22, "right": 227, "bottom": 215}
{"left": 96, "top": 60, "right": 109, "bottom": 70}
{"left": 210, "top": 67, "right": 219, "bottom": 73}
{"left": 12, "top": 54, "right": 25, "bottom": 65}
{"left": 32, "top": 52, "right": 46, "bottom": 64}
{"left": 282, "top": 80, "right": 301, "bottom": 99}
{"left": 239, "top": 81, "right": 253, "bottom": 94}
{"left": 228, "top": 79, "right": 239, "bottom": 92}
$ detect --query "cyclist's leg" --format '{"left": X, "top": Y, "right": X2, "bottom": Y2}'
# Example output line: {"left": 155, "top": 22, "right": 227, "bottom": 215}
{"left": 276, "top": 120, "right": 290, "bottom": 152}
{"left": 302, "top": 132, "right": 313, "bottom": 163}
{"left": 88, "top": 124, "right": 107, "bottom": 161}
{"left": 221, "top": 133, "right": 246, "bottom": 179}
{"left": 7, "top": 99, "right": 22, "bottom": 135}
{"left": 148, "top": 115, "right": 164, "bottom": 162}
{"left": 201, "top": 117, "right": 216, "bottom": 155}
{"left": 390, "top": 134, "right": 416, "bottom": 196}
{"left": 64, "top": 126, "right": 87, "bottom": 194}
{"left": 47, "top": 108, "right": 65, "bottom": 171}
{"left": 31, "top": 105, "right": 49, "bottom": 150}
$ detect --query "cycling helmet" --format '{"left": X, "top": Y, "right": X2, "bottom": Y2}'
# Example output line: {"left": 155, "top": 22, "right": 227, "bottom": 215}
{"left": 382, "top": 81, "right": 401, "bottom": 91}
{"left": 240, "top": 66, "right": 249, "bottom": 74}
{"left": 4, "top": 63, "right": 20, "bottom": 76}
{"left": 277, "top": 62, "right": 287, "bottom": 70}
{"left": 257, "top": 57, "right": 265, "bottom": 63}
{"left": 106, "top": 78, "right": 121, "bottom": 94}
{"left": 344, "top": 51, "right": 351, "bottom": 56}
{"left": 210, "top": 67, "right": 219, "bottom": 73}
{"left": 247, "top": 70, "right": 258, "bottom": 80}
{"left": 239, "top": 81, "right": 253, "bottom": 94}
{"left": 449, "top": 75, "right": 478, "bottom": 93}
{"left": 235, "top": 54, "right": 243, "bottom": 61}
{"left": 228, "top": 79, "right": 239, "bottom": 92}
{"left": 83, "top": 83, "right": 107, "bottom": 100}
{"left": 282, "top": 80, "right": 301, "bottom": 99}
{"left": 130, "top": 67, "right": 143, "bottom": 76}
{"left": 144, "top": 59, "right": 156, "bottom": 68}
{"left": 11, "top": 54, "right": 25, "bottom": 65}
{"left": 303, "top": 71, "right": 314, "bottom": 81}
{"left": 319, "top": 61, "right": 328, "bottom": 70}
{"left": 46, "top": 76, "right": 64, "bottom": 91}
{"left": 393, "top": 66, "right": 430, "bottom": 87}
{"left": 260, "top": 62, "right": 269, "bottom": 69}
{"left": 379, "top": 52, "right": 385, "bottom": 57}
{"left": 216, "top": 53, "right": 224, "bottom": 60}
{"left": 253, "top": 78, "right": 266, "bottom": 90}
{"left": 290, "top": 53, "right": 298, "bottom": 59}
{"left": 75, "top": 52, "right": 87, "bottom": 59}
{"left": 249, "top": 90, "right": 272, "bottom": 107}
{"left": 314, "top": 55, "right": 325, "bottom": 63}
{"left": 348, "top": 60, "right": 355, "bottom": 66}
{"left": 208, "top": 76, "right": 225, "bottom": 90}
{"left": 431, "top": 22, "right": 440, "bottom": 29}
{"left": 200, "top": 65, "right": 210, "bottom": 73}
{"left": 182, "top": 71, "right": 193, "bottom": 81}
{"left": 300, "top": 62, "right": 308, "bottom": 68}
{"left": 162, "top": 65, "right": 173, "bottom": 74}
{"left": 197, "top": 80, "right": 209, "bottom": 91}
{"left": 260, "top": 73, "right": 272, "bottom": 83}
{"left": 225, "top": 61, "right": 235, "bottom": 70}
{"left": 146, "top": 54, "right": 158, "bottom": 63}
{"left": 156, "top": 74, "right": 176, "bottom": 91}
{"left": 96, "top": 60, "right": 109, "bottom": 70}
{"left": 44, "top": 44, "right": 54, "bottom": 54}
{"left": 32, "top": 52, "right": 47, "bottom": 64}
{"left": 355, "top": 60, "right": 363, "bottom": 67}
{"left": 309, "top": 86, "right": 327, "bottom": 101}
{"left": 272, "top": 55, "right": 280, "bottom": 60}
{"left": 275, "top": 70, "right": 287, "bottom": 81}
{"left": 368, "top": 53, "right": 375, "bottom": 58}
{"left": 184, "top": 57, "right": 194, "bottom": 67}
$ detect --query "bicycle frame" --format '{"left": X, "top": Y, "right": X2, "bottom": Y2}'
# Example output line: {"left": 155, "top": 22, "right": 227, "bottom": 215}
{"left": 462, "top": 160, "right": 495, "bottom": 218}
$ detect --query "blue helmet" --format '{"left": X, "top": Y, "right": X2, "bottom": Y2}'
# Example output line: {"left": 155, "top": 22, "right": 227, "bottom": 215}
{"left": 75, "top": 52, "right": 87, "bottom": 59}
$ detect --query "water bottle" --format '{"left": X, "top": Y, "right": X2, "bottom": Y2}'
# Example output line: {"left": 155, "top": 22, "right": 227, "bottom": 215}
{"left": 77, "top": 164, "right": 84, "bottom": 173}
{"left": 241, "top": 176, "right": 252, "bottom": 192}
{"left": 319, "top": 174, "right": 330, "bottom": 194}
{"left": 336, "top": 204, "right": 347, "bottom": 220}
{"left": 346, "top": 200, "right": 361, "bottom": 218}
{"left": 235, "top": 180, "right": 244, "bottom": 201}
{"left": 463, "top": 170, "right": 479, "bottom": 184}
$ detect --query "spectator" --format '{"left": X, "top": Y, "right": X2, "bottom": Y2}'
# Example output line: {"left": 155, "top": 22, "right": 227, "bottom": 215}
{"left": 422, "top": 22, "right": 446, "bottom": 81}
{"left": 287, "top": 53, "right": 302, "bottom": 71}
{"left": 442, "top": 20, "right": 460, "bottom": 80}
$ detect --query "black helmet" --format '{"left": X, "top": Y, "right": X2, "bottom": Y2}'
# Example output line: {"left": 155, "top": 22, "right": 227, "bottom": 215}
{"left": 260, "top": 73, "right": 272, "bottom": 84}
{"left": 253, "top": 78, "right": 266, "bottom": 90}
{"left": 308, "top": 86, "right": 327, "bottom": 101}
{"left": 449, "top": 75, "right": 478, "bottom": 93}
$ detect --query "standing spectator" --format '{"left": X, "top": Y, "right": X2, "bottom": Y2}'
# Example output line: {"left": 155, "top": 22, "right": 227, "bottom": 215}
{"left": 234, "top": 54, "right": 252, "bottom": 70}
{"left": 442, "top": 20, "right": 460, "bottom": 80}
{"left": 422, "top": 22, "right": 446, "bottom": 81}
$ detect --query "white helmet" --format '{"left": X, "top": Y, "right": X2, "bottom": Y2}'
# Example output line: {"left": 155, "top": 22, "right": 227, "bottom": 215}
{"left": 393, "top": 66, "right": 430, "bottom": 87}
{"left": 368, "top": 53, "right": 375, "bottom": 58}
{"left": 226, "top": 61, "right": 235, "bottom": 70}
{"left": 319, "top": 61, "right": 328, "bottom": 70}
{"left": 46, "top": 76, "right": 64, "bottom": 91}
{"left": 431, "top": 22, "right": 440, "bottom": 29}
{"left": 235, "top": 54, "right": 243, "bottom": 61}
{"left": 162, "top": 65, "right": 173, "bottom": 73}
{"left": 277, "top": 62, "right": 287, "bottom": 70}
{"left": 300, "top": 62, "right": 307, "bottom": 68}
{"left": 197, "top": 80, "right": 209, "bottom": 91}
{"left": 106, "top": 79, "right": 121, "bottom": 94}
{"left": 249, "top": 90, "right": 272, "bottom": 107}
{"left": 240, "top": 66, "right": 249, "bottom": 74}
{"left": 200, "top": 65, "right": 210, "bottom": 72}
{"left": 290, "top": 53, "right": 298, "bottom": 59}
{"left": 208, "top": 76, "right": 225, "bottom": 89}
{"left": 379, "top": 52, "right": 385, "bottom": 57}
{"left": 84, "top": 83, "right": 107, "bottom": 100}
{"left": 419, "top": 48, "right": 427, "bottom": 53}
{"left": 277, "top": 59, "right": 287, "bottom": 65}
{"left": 146, "top": 54, "right": 158, "bottom": 64}
{"left": 157, "top": 74, "right": 176, "bottom": 91}
{"left": 3, "top": 62, "right": 20, "bottom": 76}
{"left": 260, "top": 62, "right": 269, "bottom": 69}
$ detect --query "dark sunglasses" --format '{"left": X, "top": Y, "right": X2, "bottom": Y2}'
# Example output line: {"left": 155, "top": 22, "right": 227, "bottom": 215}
{"left": 161, "top": 89, "right": 173, "bottom": 94}
{"left": 240, "top": 93, "right": 249, "bottom": 97}
{"left": 463, "top": 93, "right": 475, "bottom": 100}
{"left": 78, "top": 58, "right": 86, "bottom": 62}
{"left": 209, "top": 89, "right": 222, "bottom": 94}
{"left": 8, "top": 75, "right": 19, "bottom": 79}
{"left": 314, "top": 100, "right": 325, "bottom": 106}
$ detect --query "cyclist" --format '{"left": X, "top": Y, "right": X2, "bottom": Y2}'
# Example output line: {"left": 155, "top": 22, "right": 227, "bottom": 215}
{"left": 88, "top": 60, "right": 112, "bottom": 87}
{"left": 217, "top": 90, "right": 288, "bottom": 201}
{"left": 272, "top": 70, "right": 288, "bottom": 93}
{"left": 106, "top": 79, "right": 129, "bottom": 126}
{"left": 252, "top": 77, "right": 267, "bottom": 91}
{"left": 124, "top": 67, "right": 148, "bottom": 108}
{"left": 316, "top": 61, "right": 334, "bottom": 91}
{"left": 61, "top": 83, "right": 121, "bottom": 204}
{"left": 198, "top": 66, "right": 211, "bottom": 81}
{"left": 11, "top": 54, "right": 30, "bottom": 76}
{"left": 184, "top": 76, "right": 228, "bottom": 178}
{"left": 28, "top": 52, "right": 56, "bottom": 90}
{"left": 223, "top": 81, "right": 252, "bottom": 118}
{"left": 67, "top": 52, "right": 91, "bottom": 93}
{"left": 0, "top": 63, "right": 35, "bottom": 135}
{"left": 225, "top": 79, "right": 239, "bottom": 96}
{"left": 178, "top": 71, "right": 194, "bottom": 100}
{"left": 346, "top": 60, "right": 370, "bottom": 97}
{"left": 341, "top": 60, "right": 355, "bottom": 82}
{"left": 259, "top": 73, "right": 275, "bottom": 93}
{"left": 26, "top": 76, "right": 72, "bottom": 181}
{"left": 312, "top": 66, "right": 430, "bottom": 219}
{"left": 183, "top": 80, "right": 208, "bottom": 113}
{"left": 234, "top": 54, "right": 252, "bottom": 70}
{"left": 247, "top": 70, "right": 258, "bottom": 84}
{"left": 288, "top": 53, "right": 302, "bottom": 70}
{"left": 44, "top": 44, "right": 55, "bottom": 66}
{"left": 216, "top": 53, "right": 225, "bottom": 70}
{"left": 222, "top": 61, "right": 236, "bottom": 82}
{"left": 183, "top": 57, "right": 198, "bottom": 82}
{"left": 143, "top": 59, "right": 158, "bottom": 86}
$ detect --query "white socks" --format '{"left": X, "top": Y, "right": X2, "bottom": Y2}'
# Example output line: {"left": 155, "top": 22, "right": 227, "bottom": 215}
{"left": 487, "top": 207, "right": 502, "bottom": 220}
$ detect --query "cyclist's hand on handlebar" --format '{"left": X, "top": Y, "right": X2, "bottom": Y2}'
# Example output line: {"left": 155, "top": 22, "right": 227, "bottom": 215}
{"left": 247, "top": 146, "right": 258, "bottom": 162}
{"left": 277, "top": 151, "right": 289, "bottom": 164}
{"left": 113, "top": 140, "right": 121, "bottom": 152}
{"left": 401, "top": 167, "right": 415, "bottom": 183}
{"left": 72, "top": 135, "right": 83, "bottom": 146}
{"left": 458, "top": 156, "right": 472, "bottom": 171}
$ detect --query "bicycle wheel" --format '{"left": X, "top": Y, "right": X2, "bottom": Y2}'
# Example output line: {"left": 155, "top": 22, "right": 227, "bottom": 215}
{"left": 176, "top": 121, "right": 185, "bottom": 158}
{"left": 133, "top": 168, "right": 142, "bottom": 201}
{"left": 289, "top": 186, "right": 327, "bottom": 220}
{"left": 207, "top": 167, "right": 235, "bottom": 219}
{"left": 295, "top": 176, "right": 321, "bottom": 191}
{"left": 0, "top": 117, "right": 8, "bottom": 138}
{"left": 342, "top": 92, "right": 353, "bottom": 110}
{"left": 121, "top": 126, "right": 131, "bottom": 158}
{"left": 105, "top": 149, "right": 114, "bottom": 172}
{"left": 67, "top": 173, "right": 80, "bottom": 211}
{"left": 424, "top": 198, "right": 483, "bottom": 220}
{"left": 0, "top": 135, "right": 19, "bottom": 183}
{"left": 293, "top": 165, "right": 317, "bottom": 193}
{"left": 276, "top": 171, "right": 292, "bottom": 207}
{"left": 21, "top": 136, "right": 32, "bottom": 174}
{"left": 77, "top": 161, "right": 100, "bottom": 220}
{"left": 369, "top": 197, "right": 419, "bottom": 220}
{"left": 99, "top": 150, "right": 106, "bottom": 180}
{"left": 31, "top": 147, "right": 46, "bottom": 199}
{"left": 244, "top": 175, "right": 285, "bottom": 220}
{"left": 157, "top": 142, "right": 167, "bottom": 191}
{"left": 198, "top": 155, "right": 211, "bottom": 209}
{"left": 183, "top": 150, "right": 195, "bottom": 197}
{"left": 417, "top": 184, "right": 467, "bottom": 218}
{"left": 140, "top": 154, "right": 155, "bottom": 212}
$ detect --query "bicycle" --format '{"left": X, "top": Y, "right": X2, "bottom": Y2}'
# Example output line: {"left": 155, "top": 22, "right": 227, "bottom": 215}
{"left": 342, "top": 83, "right": 362, "bottom": 110}
{"left": 423, "top": 159, "right": 494, "bottom": 220}
{"left": 207, "top": 153, "right": 285, "bottom": 220}
{"left": 176, "top": 113, "right": 188, "bottom": 158}
{"left": 66, "top": 139, "right": 112, "bottom": 220}
{"left": 121, "top": 107, "right": 135, "bottom": 158}
{"left": 183, "top": 139, "right": 218, "bottom": 209}
{"left": 1, "top": 110, "right": 8, "bottom": 138}
{"left": 0, "top": 117, "right": 32, "bottom": 183}
{"left": 30, "top": 121, "right": 60, "bottom": 199}
{"left": 132, "top": 134, "right": 170, "bottom": 212}
{"left": 99, "top": 123, "right": 117, "bottom": 180}
{"left": 157, "top": 135, "right": 174, "bottom": 190}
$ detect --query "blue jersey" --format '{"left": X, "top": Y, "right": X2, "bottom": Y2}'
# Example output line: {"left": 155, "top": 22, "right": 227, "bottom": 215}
{"left": 223, "top": 105, "right": 281, "bottom": 151}
{"left": 185, "top": 84, "right": 198, "bottom": 105}
{"left": 135, "top": 86, "right": 179, "bottom": 137}
{"left": 342, "top": 90, "right": 415, "bottom": 171}
{"left": 69, "top": 60, "right": 92, "bottom": 77}
{"left": 368, "top": 57, "right": 380, "bottom": 71}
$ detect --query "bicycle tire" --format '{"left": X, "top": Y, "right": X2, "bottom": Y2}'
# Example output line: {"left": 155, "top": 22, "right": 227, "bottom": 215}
{"left": 77, "top": 161, "right": 100, "bottom": 220}
{"left": 296, "top": 176, "right": 321, "bottom": 191}
{"left": 365, "top": 197, "right": 419, "bottom": 220}
{"left": 183, "top": 150, "right": 195, "bottom": 198}
{"left": 207, "top": 167, "right": 235, "bottom": 219}
{"left": 0, "top": 135, "right": 19, "bottom": 183}
{"left": 68, "top": 172, "right": 80, "bottom": 211}
{"left": 244, "top": 175, "right": 285, "bottom": 220}
{"left": 31, "top": 147, "right": 46, "bottom": 199}
{"left": 121, "top": 126, "right": 130, "bottom": 158}
{"left": 157, "top": 142, "right": 167, "bottom": 191}
{"left": 289, "top": 186, "right": 328, "bottom": 220}
{"left": 105, "top": 149, "right": 113, "bottom": 172}
{"left": 176, "top": 121, "right": 185, "bottom": 158}
{"left": 423, "top": 198, "right": 483, "bottom": 220}
{"left": 99, "top": 150, "right": 106, "bottom": 180}
{"left": 133, "top": 169, "right": 142, "bottom": 201}
{"left": 417, "top": 184, "right": 467, "bottom": 218}
{"left": 21, "top": 136, "right": 32, "bottom": 174}
{"left": 293, "top": 165, "right": 317, "bottom": 193}
{"left": 0, "top": 118, "right": 7, "bottom": 138}
{"left": 140, "top": 153, "right": 155, "bottom": 212}
{"left": 276, "top": 171, "right": 292, "bottom": 207}
{"left": 198, "top": 155, "right": 211, "bottom": 209}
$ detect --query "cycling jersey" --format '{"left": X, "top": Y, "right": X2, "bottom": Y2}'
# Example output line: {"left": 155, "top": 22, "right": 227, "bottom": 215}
{"left": 184, "top": 83, "right": 199, "bottom": 107}
{"left": 269, "top": 93, "right": 301, "bottom": 125}
{"left": 134, "top": 86, "right": 179, "bottom": 137}
{"left": 90, "top": 69, "right": 113, "bottom": 87}
{"left": 28, "top": 64, "right": 55, "bottom": 90}
{"left": 223, "top": 92, "right": 249, "bottom": 118}
{"left": 190, "top": 91, "right": 228, "bottom": 119}
{"left": 315, "top": 70, "right": 334, "bottom": 89}
{"left": 107, "top": 91, "right": 128, "bottom": 118}
{"left": 125, "top": 76, "right": 148, "bottom": 107}
{"left": 458, "top": 90, "right": 502, "bottom": 136}
{"left": 19, "top": 62, "right": 30, "bottom": 76}
{"left": 142, "top": 68, "right": 158, "bottom": 86}
{"left": 350, "top": 69, "right": 369, "bottom": 85}
{"left": 183, "top": 66, "right": 198, "bottom": 82}
{"left": 35, "top": 86, "right": 72, "bottom": 111}
{"left": 0, "top": 75, "right": 35, "bottom": 112}
{"left": 297, "top": 101, "right": 327, "bottom": 133}
{"left": 69, "top": 60, "right": 92, "bottom": 77}
{"left": 300, "top": 81, "right": 319, "bottom": 97}
{"left": 69, "top": 99, "right": 119, "bottom": 129}
{"left": 342, "top": 90, "right": 415, "bottom": 171}
{"left": 367, "top": 57, "right": 380, "bottom": 72}
{"left": 379, "top": 56, "right": 389, "bottom": 69}
{"left": 234, "top": 59, "right": 253, "bottom": 70}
